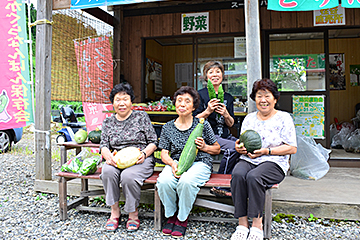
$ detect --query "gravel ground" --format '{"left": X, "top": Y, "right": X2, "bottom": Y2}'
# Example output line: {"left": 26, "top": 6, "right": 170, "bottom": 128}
{"left": 0, "top": 129, "right": 360, "bottom": 239}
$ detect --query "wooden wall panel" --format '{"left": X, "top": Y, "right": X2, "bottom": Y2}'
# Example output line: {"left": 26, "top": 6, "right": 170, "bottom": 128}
{"left": 140, "top": 15, "right": 151, "bottom": 38}
{"left": 345, "top": 9, "right": 355, "bottom": 26}
{"left": 208, "top": 10, "right": 221, "bottom": 34}
{"left": 161, "top": 13, "right": 174, "bottom": 36}
{"left": 260, "top": 7, "right": 271, "bottom": 30}
{"left": 220, "top": 8, "right": 244, "bottom": 33}
{"left": 150, "top": 14, "right": 162, "bottom": 37}
{"left": 355, "top": 9, "right": 360, "bottom": 25}
{"left": 172, "top": 13, "right": 181, "bottom": 36}
{"left": 270, "top": 11, "right": 297, "bottom": 29}
{"left": 297, "top": 11, "right": 313, "bottom": 28}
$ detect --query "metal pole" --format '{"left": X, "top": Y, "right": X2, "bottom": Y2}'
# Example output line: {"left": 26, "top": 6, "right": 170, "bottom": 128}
{"left": 244, "top": 0, "right": 262, "bottom": 113}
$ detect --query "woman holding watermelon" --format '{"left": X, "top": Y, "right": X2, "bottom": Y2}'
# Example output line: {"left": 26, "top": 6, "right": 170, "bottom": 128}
{"left": 156, "top": 86, "right": 220, "bottom": 238}
{"left": 100, "top": 83, "right": 158, "bottom": 232}
{"left": 193, "top": 60, "right": 239, "bottom": 197}
{"left": 230, "top": 79, "right": 297, "bottom": 240}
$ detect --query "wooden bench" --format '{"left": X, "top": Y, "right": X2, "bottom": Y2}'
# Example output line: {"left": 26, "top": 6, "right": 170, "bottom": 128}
{"left": 56, "top": 142, "right": 276, "bottom": 239}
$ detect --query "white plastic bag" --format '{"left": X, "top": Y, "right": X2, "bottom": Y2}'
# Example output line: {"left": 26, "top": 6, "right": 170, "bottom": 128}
{"left": 290, "top": 135, "right": 331, "bottom": 180}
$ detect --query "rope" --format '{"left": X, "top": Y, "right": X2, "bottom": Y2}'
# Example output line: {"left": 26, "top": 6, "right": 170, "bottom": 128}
{"left": 33, "top": 129, "right": 51, "bottom": 150}
{"left": 29, "top": 19, "right": 53, "bottom": 28}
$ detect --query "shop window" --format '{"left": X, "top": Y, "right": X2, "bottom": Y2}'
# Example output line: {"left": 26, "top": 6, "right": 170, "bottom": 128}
{"left": 269, "top": 32, "right": 325, "bottom": 92}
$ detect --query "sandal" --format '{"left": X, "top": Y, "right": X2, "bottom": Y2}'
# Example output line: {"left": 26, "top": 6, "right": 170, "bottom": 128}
{"left": 171, "top": 224, "right": 187, "bottom": 238}
{"left": 126, "top": 218, "right": 140, "bottom": 232}
{"left": 162, "top": 215, "right": 177, "bottom": 235}
{"left": 247, "top": 227, "right": 263, "bottom": 240}
{"left": 210, "top": 187, "right": 232, "bottom": 198}
{"left": 230, "top": 225, "right": 249, "bottom": 240}
{"left": 171, "top": 218, "right": 188, "bottom": 238}
{"left": 105, "top": 218, "right": 120, "bottom": 232}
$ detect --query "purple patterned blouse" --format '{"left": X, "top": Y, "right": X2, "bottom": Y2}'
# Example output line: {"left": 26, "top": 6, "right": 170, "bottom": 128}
{"left": 99, "top": 110, "right": 157, "bottom": 152}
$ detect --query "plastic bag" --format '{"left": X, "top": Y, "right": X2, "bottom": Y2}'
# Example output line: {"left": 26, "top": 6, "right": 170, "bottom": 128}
{"left": 329, "top": 123, "right": 338, "bottom": 144}
{"left": 331, "top": 126, "right": 352, "bottom": 149}
{"left": 79, "top": 156, "right": 101, "bottom": 175}
{"left": 290, "top": 135, "right": 331, "bottom": 180}
{"left": 60, "top": 148, "right": 92, "bottom": 173}
{"left": 343, "top": 129, "right": 360, "bottom": 153}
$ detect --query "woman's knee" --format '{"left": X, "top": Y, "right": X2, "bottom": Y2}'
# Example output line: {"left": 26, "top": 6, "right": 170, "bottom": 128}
{"left": 101, "top": 165, "right": 118, "bottom": 180}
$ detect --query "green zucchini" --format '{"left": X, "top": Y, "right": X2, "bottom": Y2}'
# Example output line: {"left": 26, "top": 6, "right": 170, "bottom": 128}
{"left": 176, "top": 118, "right": 205, "bottom": 176}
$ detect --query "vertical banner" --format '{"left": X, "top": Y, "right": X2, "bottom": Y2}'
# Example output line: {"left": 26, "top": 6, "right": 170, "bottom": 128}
{"left": 74, "top": 36, "right": 113, "bottom": 104}
{"left": 293, "top": 95, "right": 325, "bottom": 139}
{"left": 0, "top": 0, "right": 33, "bottom": 130}
{"left": 83, "top": 103, "right": 113, "bottom": 132}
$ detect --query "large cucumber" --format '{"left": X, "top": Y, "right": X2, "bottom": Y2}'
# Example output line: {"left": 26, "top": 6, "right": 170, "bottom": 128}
{"left": 207, "top": 80, "right": 217, "bottom": 100}
{"left": 176, "top": 118, "right": 205, "bottom": 176}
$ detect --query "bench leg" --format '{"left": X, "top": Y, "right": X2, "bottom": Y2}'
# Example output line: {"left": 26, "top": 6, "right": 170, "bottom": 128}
{"left": 154, "top": 186, "right": 163, "bottom": 230}
{"left": 59, "top": 176, "right": 68, "bottom": 220}
{"left": 264, "top": 189, "right": 272, "bottom": 239}
{"left": 81, "top": 179, "right": 89, "bottom": 206}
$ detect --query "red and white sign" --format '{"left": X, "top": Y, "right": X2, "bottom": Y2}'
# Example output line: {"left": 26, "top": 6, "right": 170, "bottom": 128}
{"left": 74, "top": 36, "right": 113, "bottom": 104}
{"left": 83, "top": 102, "right": 113, "bottom": 132}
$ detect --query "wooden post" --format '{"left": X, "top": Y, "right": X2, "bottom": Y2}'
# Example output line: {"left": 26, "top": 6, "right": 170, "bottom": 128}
{"left": 113, "top": 6, "right": 122, "bottom": 86}
{"left": 244, "top": 0, "right": 262, "bottom": 113}
{"left": 35, "top": 0, "right": 53, "bottom": 180}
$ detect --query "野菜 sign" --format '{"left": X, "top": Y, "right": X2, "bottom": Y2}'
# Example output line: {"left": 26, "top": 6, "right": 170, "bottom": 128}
{"left": 181, "top": 12, "right": 209, "bottom": 34}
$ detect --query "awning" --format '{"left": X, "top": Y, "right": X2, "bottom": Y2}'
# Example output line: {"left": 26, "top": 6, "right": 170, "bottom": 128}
{"left": 70, "top": 0, "right": 165, "bottom": 10}
{"left": 268, "top": 0, "right": 360, "bottom": 11}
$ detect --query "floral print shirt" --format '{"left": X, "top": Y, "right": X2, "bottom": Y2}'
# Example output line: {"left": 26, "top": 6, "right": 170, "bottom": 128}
{"left": 240, "top": 110, "right": 297, "bottom": 174}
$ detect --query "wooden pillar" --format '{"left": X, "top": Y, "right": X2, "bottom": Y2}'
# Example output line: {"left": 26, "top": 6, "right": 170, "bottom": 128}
{"left": 113, "top": 6, "right": 122, "bottom": 86}
{"left": 244, "top": 0, "right": 262, "bottom": 113}
{"left": 35, "top": 0, "right": 53, "bottom": 180}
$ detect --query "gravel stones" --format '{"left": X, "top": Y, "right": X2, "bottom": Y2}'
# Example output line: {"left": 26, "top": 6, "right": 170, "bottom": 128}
{"left": 0, "top": 132, "right": 359, "bottom": 239}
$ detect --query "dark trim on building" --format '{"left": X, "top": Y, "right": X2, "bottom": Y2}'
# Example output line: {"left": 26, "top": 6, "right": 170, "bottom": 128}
{"left": 83, "top": 7, "right": 118, "bottom": 26}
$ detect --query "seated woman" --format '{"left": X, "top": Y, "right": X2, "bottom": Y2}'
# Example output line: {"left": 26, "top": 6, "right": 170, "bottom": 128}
{"left": 156, "top": 86, "right": 220, "bottom": 238}
{"left": 193, "top": 61, "right": 239, "bottom": 197}
{"left": 100, "top": 83, "right": 157, "bottom": 232}
{"left": 230, "top": 78, "right": 297, "bottom": 240}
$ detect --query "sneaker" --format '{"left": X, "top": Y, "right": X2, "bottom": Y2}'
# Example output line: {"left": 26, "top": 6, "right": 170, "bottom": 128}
{"left": 231, "top": 225, "right": 249, "bottom": 240}
{"left": 247, "top": 227, "right": 263, "bottom": 240}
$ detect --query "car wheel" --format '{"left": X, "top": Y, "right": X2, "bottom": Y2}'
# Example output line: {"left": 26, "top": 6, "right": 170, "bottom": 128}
{"left": 56, "top": 135, "right": 67, "bottom": 144}
{"left": 0, "top": 131, "right": 11, "bottom": 153}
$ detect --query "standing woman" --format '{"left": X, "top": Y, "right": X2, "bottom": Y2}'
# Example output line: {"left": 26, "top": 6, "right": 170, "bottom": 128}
{"left": 100, "top": 83, "right": 157, "bottom": 232}
{"left": 193, "top": 61, "right": 239, "bottom": 196}
{"left": 230, "top": 79, "right": 297, "bottom": 240}
{"left": 156, "top": 86, "right": 220, "bottom": 238}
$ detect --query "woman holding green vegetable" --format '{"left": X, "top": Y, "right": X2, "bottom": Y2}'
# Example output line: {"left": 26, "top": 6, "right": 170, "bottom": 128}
{"left": 156, "top": 86, "right": 220, "bottom": 238}
{"left": 100, "top": 83, "right": 157, "bottom": 232}
{"left": 193, "top": 60, "right": 239, "bottom": 197}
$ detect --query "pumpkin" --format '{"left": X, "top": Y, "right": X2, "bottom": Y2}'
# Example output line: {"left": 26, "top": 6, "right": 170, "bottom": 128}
{"left": 114, "top": 147, "right": 142, "bottom": 169}
{"left": 176, "top": 118, "right": 205, "bottom": 176}
{"left": 88, "top": 128, "right": 101, "bottom": 144}
{"left": 239, "top": 130, "right": 262, "bottom": 153}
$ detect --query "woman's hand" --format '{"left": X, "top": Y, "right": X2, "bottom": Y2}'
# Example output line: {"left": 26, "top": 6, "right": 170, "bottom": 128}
{"left": 235, "top": 139, "right": 247, "bottom": 155}
{"left": 171, "top": 161, "right": 180, "bottom": 178}
{"left": 215, "top": 102, "right": 227, "bottom": 116}
{"left": 136, "top": 151, "right": 145, "bottom": 164}
{"left": 206, "top": 98, "right": 220, "bottom": 114}
{"left": 195, "top": 137, "right": 206, "bottom": 151}
{"left": 102, "top": 148, "right": 117, "bottom": 167}
{"left": 247, "top": 148, "right": 268, "bottom": 159}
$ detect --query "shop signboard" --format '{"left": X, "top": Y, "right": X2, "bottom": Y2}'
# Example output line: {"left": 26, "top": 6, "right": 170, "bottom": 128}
{"left": 0, "top": 0, "right": 34, "bottom": 130}
{"left": 83, "top": 102, "right": 113, "bottom": 132}
{"left": 74, "top": 36, "right": 113, "bottom": 104}
{"left": 314, "top": 6, "right": 345, "bottom": 26}
{"left": 268, "top": 0, "right": 360, "bottom": 11}
{"left": 273, "top": 54, "right": 325, "bottom": 70}
{"left": 71, "top": 0, "right": 164, "bottom": 9}
{"left": 181, "top": 12, "right": 209, "bottom": 34}
{"left": 293, "top": 95, "right": 325, "bottom": 139}
{"left": 234, "top": 37, "right": 246, "bottom": 58}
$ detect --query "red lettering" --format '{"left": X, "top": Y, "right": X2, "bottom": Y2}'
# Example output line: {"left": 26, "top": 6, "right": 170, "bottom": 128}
{"left": 279, "top": 0, "right": 297, "bottom": 8}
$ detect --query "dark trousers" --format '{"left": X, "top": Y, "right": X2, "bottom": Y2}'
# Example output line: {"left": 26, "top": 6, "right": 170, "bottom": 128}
{"left": 231, "top": 160, "right": 285, "bottom": 218}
